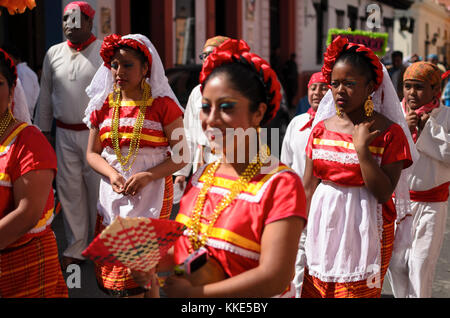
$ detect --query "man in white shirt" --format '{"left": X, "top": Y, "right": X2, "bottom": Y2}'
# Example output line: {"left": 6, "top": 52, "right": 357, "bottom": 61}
{"left": 172, "top": 36, "right": 229, "bottom": 200}
{"left": 281, "top": 72, "right": 328, "bottom": 297}
{"left": 387, "top": 61, "right": 450, "bottom": 298}
{"left": 35, "top": 1, "right": 102, "bottom": 270}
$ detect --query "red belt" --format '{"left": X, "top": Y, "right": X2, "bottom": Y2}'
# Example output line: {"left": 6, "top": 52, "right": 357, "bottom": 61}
{"left": 410, "top": 182, "right": 450, "bottom": 203}
{"left": 56, "top": 120, "right": 89, "bottom": 131}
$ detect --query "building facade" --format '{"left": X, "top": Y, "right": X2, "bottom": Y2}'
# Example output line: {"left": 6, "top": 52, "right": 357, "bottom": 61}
{"left": 393, "top": 0, "right": 450, "bottom": 65}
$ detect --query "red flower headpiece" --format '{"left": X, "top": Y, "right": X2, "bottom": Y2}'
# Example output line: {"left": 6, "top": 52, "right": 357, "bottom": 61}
{"left": 322, "top": 36, "right": 383, "bottom": 90}
{"left": 200, "top": 39, "right": 282, "bottom": 125}
{"left": 0, "top": 48, "right": 17, "bottom": 86}
{"left": 100, "top": 34, "right": 153, "bottom": 77}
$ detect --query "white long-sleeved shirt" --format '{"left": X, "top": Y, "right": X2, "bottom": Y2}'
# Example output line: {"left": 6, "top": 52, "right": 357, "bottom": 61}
{"left": 280, "top": 113, "right": 312, "bottom": 179}
{"left": 16, "top": 62, "right": 39, "bottom": 119}
{"left": 174, "top": 84, "right": 213, "bottom": 177}
{"left": 408, "top": 104, "right": 450, "bottom": 191}
{"left": 36, "top": 40, "right": 103, "bottom": 132}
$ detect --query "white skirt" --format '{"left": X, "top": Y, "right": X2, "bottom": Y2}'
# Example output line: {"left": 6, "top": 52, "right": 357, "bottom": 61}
{"left": 305, "top": 181, "right": 383, "bottom": 283}
{"left": 97, "top": 146, "right": 169, "bottom": 226}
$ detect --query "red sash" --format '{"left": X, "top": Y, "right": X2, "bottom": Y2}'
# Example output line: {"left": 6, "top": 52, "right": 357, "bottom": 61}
{"left": 410, "top": 182, "right": 450, "bottom": 203}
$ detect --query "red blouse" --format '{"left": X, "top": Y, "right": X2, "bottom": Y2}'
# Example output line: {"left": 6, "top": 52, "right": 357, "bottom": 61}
{"left": 174, "top": 163, "right": 307, "bottom": 278}
{"left": 89, "top": 95, "right": 183, "bottom": 149}
{"left": 0, "top": 123, "right": 57, "bottom": 248}
{"left": 306, "top": 121, "right": 413, "bottom": 187}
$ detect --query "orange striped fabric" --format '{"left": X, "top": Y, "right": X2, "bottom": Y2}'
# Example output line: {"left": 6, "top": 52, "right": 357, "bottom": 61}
{"left": 0, "top": 230, "right": 68, "bottom": 298}
{"left": 302, "top": 220, "right": 395, "bottom": 298}
{"left": 94, "top": 176, "right": 174, "bottom": 297}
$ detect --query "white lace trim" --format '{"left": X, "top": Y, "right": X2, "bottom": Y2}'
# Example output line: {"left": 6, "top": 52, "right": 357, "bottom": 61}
{"left": 99, "top": 118, "right": 163, "bottom": 132}
{"left": 312, "top": 149, "right": 382, "bottom": 165}
{"left": 28, "top": 213, "right": 55, "bottom": 234}
{"left": 206, "top": 238, "right": 260, "bottom": 261}
{"left": 0, "top": 180, "right": 12, "bottom": 188}
{"left": 307, "top": 267, "right": 381, "bottom": 283}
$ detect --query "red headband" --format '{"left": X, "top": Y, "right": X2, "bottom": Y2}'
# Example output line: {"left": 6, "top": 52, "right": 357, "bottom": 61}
{"left": 0, "top": 48, "right": 17, "bottom": 86}
{"left": 322, "top": 36, "right": 383, "bottom": 90}
{"left": 64, "top": 1, "right": 95, "bottom": 19}
{"left": 308, "top": 72, "right": 327, "bottom": 88}
{"left": 200, "top": 39, "right": 282, "bottom": 125}
{"left": 100, "top": 34, "right": 153, "bottom": 77}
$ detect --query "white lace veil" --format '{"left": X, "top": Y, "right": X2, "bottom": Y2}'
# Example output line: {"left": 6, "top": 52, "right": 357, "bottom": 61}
{"left": 83, "top": 34, "right": 183, "bottom": 128}
{"left": 311, "top": 64, "right": 419, "bottom": 223}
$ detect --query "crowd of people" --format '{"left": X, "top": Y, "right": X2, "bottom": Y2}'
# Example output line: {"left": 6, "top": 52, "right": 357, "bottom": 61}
{"left": 0, "top": 1, "right": 449, "bottom": 298}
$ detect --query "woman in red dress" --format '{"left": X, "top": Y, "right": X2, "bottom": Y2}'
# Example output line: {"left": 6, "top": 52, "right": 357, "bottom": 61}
{"left": 0, "top": 48, "right": 68, "bottom": 297}
{"left": 132, "top": 39, "right": 307, "bottom": 298}
{"left": 301, "top": 37, "right": 417, "bottom": 298}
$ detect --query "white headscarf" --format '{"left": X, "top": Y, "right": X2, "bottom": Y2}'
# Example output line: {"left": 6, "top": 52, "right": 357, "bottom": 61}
{"left": 83, "top": 34, "right": 183, "bottom": 128}
{"left": 312, "top": 64, "right": 419, "bottom": 224}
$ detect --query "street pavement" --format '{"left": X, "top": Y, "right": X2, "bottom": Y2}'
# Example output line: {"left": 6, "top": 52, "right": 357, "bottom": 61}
{"left": 52, "top": 201, "right": 450, "bottom": 298}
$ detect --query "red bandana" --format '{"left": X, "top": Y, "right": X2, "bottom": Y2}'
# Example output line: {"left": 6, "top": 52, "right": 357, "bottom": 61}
{"left": 67, "top": 34, "right": 96, "bottom": 52}
{"left": 299, "top": 107, "right": 317, "bottom": 131}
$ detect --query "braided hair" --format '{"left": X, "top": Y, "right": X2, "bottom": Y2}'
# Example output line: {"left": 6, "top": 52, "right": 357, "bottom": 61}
{"left": 200, "top": 39, "right": 281, "bottom": 126}
{"left": 0, "top": 48, "right": 17, "bottom": 89}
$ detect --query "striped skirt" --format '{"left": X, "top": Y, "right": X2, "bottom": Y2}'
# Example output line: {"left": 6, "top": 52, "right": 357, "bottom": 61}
{"left": 94, "top": 176, "right": 173, "bottom": 297}
{"left": 302, "top": 220, "right": 395, "bottom": 298}
{"left": 0, "top": 230, "right": 68, "bottom": 298}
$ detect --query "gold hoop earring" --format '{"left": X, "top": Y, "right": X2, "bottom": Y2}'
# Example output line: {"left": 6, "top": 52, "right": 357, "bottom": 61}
{"left": 141, "top": 78, "right": 147, "bottom": 90}
{"left": 335, "top": 105, "right": 344, "bottom": 118}
{"left": 364, "top": 96, "right": 374, "bottom": 118}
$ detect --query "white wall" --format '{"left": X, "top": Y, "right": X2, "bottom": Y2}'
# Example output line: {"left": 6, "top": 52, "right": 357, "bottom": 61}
{"left": 242, "top": 0, "right": 270, "bottom": 62}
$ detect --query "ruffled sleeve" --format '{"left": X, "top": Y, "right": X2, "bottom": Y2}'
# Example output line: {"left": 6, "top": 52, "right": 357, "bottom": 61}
{"left": 9, "top": 126, "right": 57, "bottom": 183}
{"left": 262, "top": 170, "right": 307, "bottom": 226}
{"left": 381, "top": 123, "right": 413, "bottom": 169}
{"left": 152, "top": 96, "right": 184, "bottom": 127}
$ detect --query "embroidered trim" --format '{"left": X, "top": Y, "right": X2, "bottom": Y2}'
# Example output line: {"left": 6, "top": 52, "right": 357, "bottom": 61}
{"left": 206, "top": 238, "right": 260, "bottom": 261}
{"left": 100, "top": 118, "right": 163, "bottom": 132}
{"left": 312, "top": 149, "right": 382, "bottom": 165}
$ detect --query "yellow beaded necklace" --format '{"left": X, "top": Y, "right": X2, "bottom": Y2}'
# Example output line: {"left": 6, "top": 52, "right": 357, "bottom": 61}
{"left": 186, "top": 145, "right": 270, "bottom": 253}
{"left": 111, "top": 82, "right": 152, "bottom": 172}
{"left": 0, "top": 109, "right": 14, "bottom": 139}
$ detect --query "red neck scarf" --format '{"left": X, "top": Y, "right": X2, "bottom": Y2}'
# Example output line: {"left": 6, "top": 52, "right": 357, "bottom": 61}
{"left": 402, "top": 98, "right": 440, "bottom": 143}
{"left": 299, "top": 107, "right": 317, "bottom": 131}
{"left": 67, "top": 35, "right": 96, "bottom": 52}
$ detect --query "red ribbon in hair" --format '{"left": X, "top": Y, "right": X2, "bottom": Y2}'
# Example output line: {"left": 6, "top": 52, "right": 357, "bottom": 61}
{"left": 0, "top": 48, "right": 17, "bottom": 86}
{"left": 100, "top": 34, "right": 153, "bottom": 77}
{"left": 322, "top": 36, "right": 383, "bottom": 90}
{"left": 199, "top": 39, "right": 282, "bottom": 125}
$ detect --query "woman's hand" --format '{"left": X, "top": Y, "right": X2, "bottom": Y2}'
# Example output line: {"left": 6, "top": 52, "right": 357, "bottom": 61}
{"left": 406, "top": 110, "right": 419, "bottom": 133}
{"left": 123, "top": 172, "right": 152, "bottom": 196}
{"left": 163, "top": 275, "right": 200, "bottom": 298}
{"left": 128, "top": 267, "right": 156, "bottom": 289}
{"left": 353, "top": 120, "right": 380, "bottom": 154}
{"left": 109, "top": 172, "right": 126, "bottom": 194}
